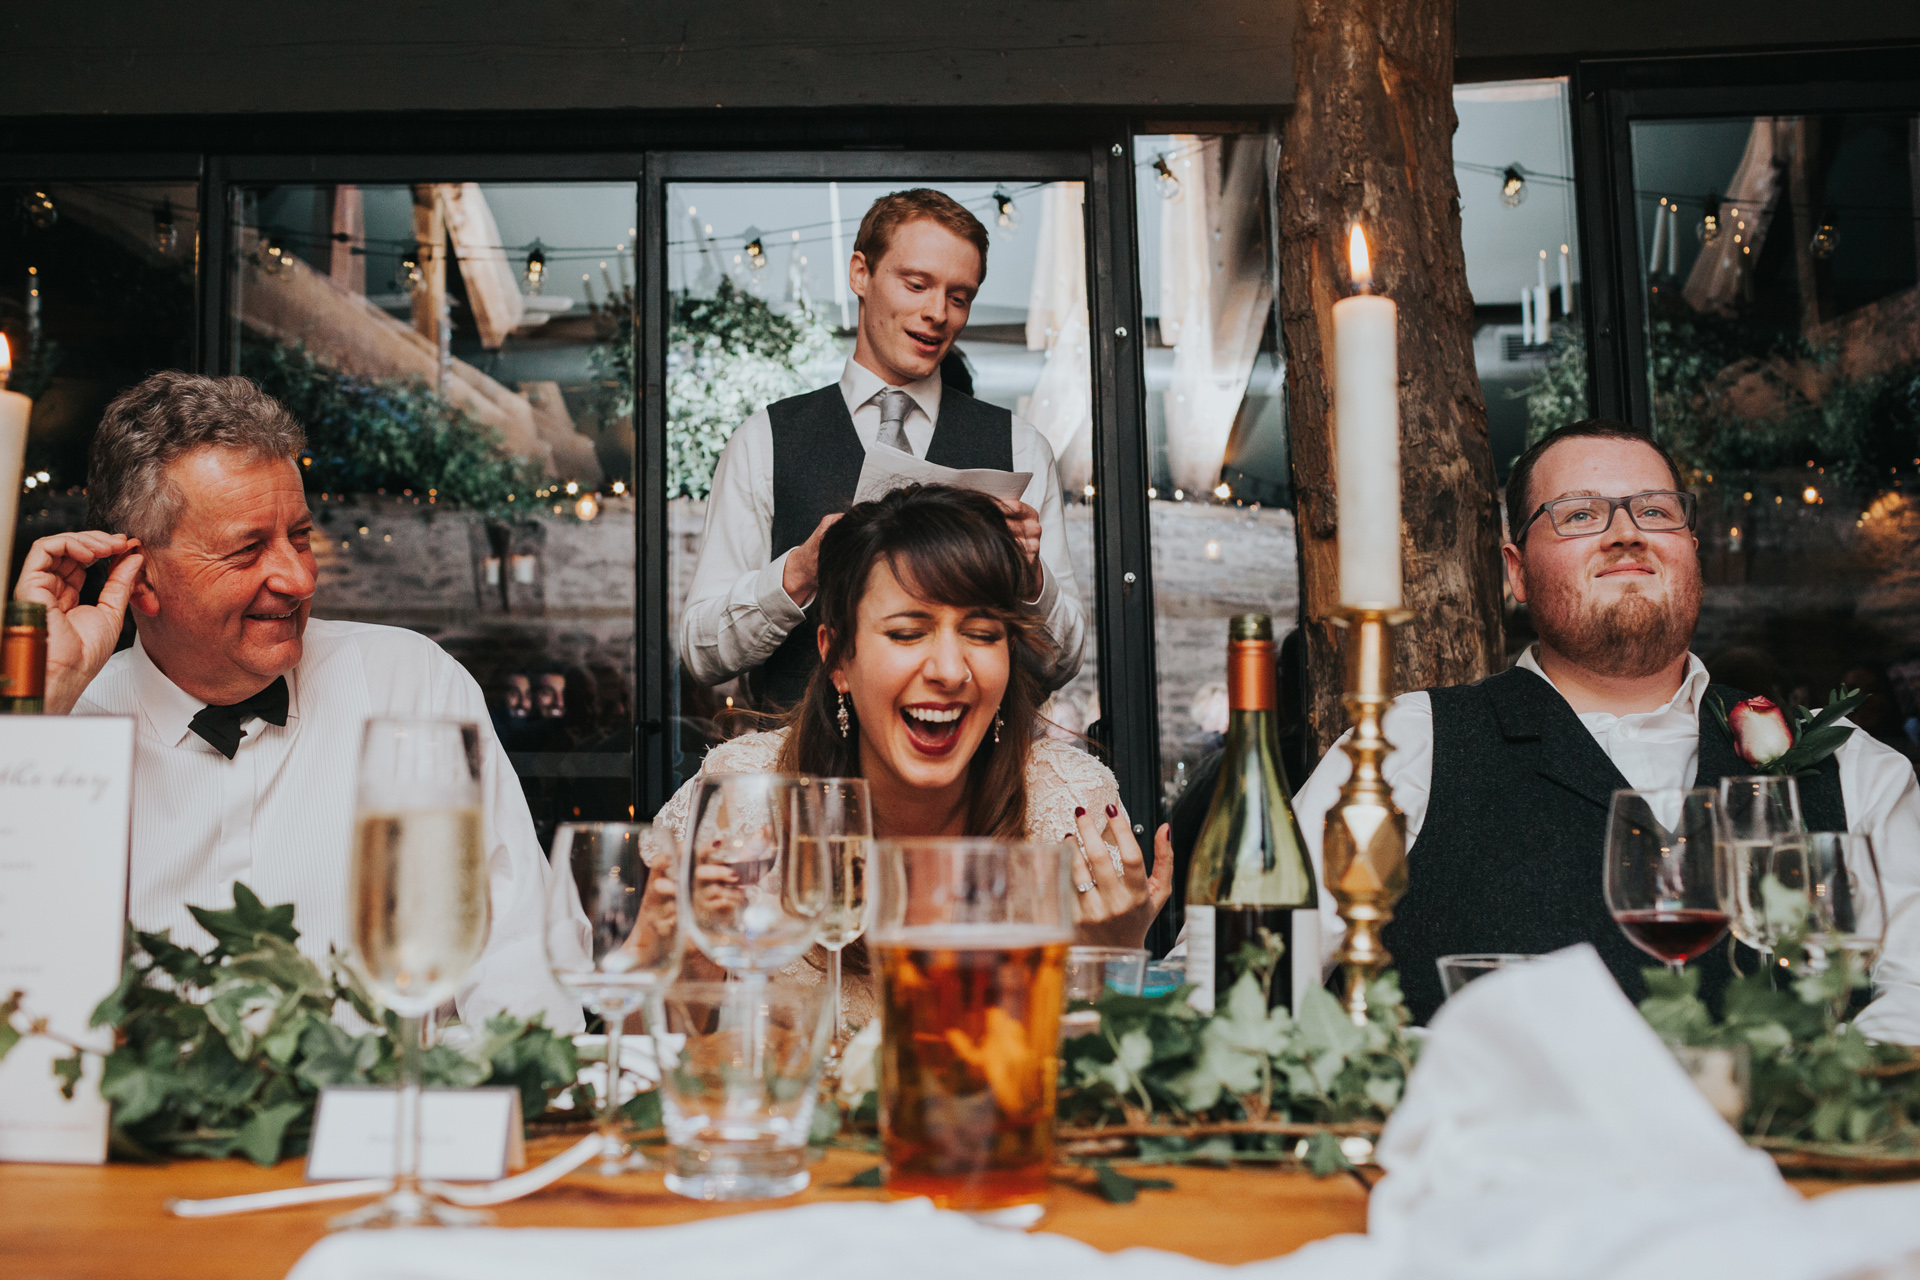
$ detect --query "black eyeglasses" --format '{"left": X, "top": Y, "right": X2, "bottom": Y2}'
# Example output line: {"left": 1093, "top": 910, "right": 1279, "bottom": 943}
{"left": 1515, "top": 490, "right": 1696, "bottom": 544}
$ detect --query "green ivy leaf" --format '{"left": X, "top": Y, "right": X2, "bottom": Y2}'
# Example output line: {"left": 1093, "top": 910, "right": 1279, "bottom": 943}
{"left": 841, "top": 1165, "right": 884, "bottom": 1189}
{"left": 0, "top": 991, "right": 21, "bottom": 1063}
{"left": 189, "top": 883, "right": 299, "bottom": 955}
{"left": 1091, "top": 1162, "right": 1176, "bottom": 1203}
{"left": 232, "top": 1101, "right": 305, "bottom": 1167}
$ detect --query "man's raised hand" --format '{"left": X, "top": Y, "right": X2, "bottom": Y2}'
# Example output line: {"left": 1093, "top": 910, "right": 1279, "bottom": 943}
{"left": 995, "top": 498, "right": 1044, "bottom": 601}
{"left": 779, "top": 512, "right": 843, "bottom": 609}
{"left": 14, "top": 531, "right": 144, "bottom": 714}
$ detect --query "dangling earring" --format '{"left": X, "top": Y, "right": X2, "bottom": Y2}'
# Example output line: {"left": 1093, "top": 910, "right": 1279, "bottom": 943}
{"left": 993, "top": 710, "right": 1003, "bottom": 744}
{"left": 837, "top": 691, "right": 850, "bottom": 739}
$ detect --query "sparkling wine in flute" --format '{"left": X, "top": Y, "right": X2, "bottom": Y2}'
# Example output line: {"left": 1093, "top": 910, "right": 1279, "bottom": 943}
{"left": 1184, "top": 614, "right": 1318, "bottom": 1014}
{"left": 876, "top": 927, "right": 1068, "bottom": 1210}
{"left": 351, "top": 808, "right": 490, "bottom": 1016}
{"left": 806, "top": 835, "right": 869, "bottom": 949}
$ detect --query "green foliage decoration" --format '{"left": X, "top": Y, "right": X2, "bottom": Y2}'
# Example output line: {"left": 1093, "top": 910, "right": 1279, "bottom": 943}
{"left": 1641, "top": 927, "right": 1920, "bottom": 1158}
{"left": 241, "top": 339, "right": 546, "bottom": 512}
{"left": 1523, "top": 322, "right": 1591, "bottom": 444}
{"left": 660, "top": 279, "right": 842, "bottom": 499}
{"left": 0, "top": 884, "right": 578, "bottom": 1166}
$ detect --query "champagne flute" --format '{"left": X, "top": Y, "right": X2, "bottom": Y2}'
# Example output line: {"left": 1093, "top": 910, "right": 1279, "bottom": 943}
{"left": 1716, "top": 776, "right": 1805, "bottom": 969}
{"left": 547, "top": 822, "right": 682, "bottom": 1176}
{"left": 679, "top": 773, "right": 827, "bottom": 977}
{"left": 1798, "top": 831, "right": 1887, "bottom": 975}
{"left": 1605, "top": 788, "right": 1730, "bottom": 977}
{"left": 338, "top": 718, "right": 491, "bottom": 1229}
{"left": 808, "top": 778, "right": 872, "bottom": 1063}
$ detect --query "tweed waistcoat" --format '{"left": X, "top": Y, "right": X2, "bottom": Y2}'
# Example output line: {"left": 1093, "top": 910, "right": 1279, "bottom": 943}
{"left": 757, "top": 382, "right": 1014, "bottom": 709}
{"left": 1382, "top": 666, "right": 1846, "bottom": 1025}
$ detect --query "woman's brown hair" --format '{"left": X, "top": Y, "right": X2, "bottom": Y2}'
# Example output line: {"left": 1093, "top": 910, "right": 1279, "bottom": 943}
{"left": 775, "top": 483, "right": 1051, "bottom": 840}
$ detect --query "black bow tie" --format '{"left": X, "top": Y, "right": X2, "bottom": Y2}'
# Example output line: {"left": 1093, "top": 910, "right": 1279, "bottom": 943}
{"left": 188, "top": 677, "right": 290, "bottom": 759}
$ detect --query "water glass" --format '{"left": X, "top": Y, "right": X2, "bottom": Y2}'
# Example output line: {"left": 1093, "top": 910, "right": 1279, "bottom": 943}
{"left": 1796, "top": 831, "right": 1887, "bottom": 972}
{"left": 1060, "top": 945, "right": 1148, "bottom": 1042}
{"left": 1435, "top": 953, "right": 1537, "bottom": 998}
{"left": 656, "top": 980, "right": 832, "bottom": 1200}
{"left": 679, "top": 773, "right": 828, "bottom": 976}
{"left": 547, "top": 822, "right": 681, "bottom": 1175}
{"left": 870, "top": 838, "right": 1073, "bottom": 1211}
{"left": 1717, "top": 776, "right": 1805, "bottom": 959}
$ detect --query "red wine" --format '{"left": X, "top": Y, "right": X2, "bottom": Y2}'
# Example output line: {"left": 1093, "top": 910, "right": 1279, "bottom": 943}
{"left": 1613, "top": 908, "right": 1730, "bottom": 964}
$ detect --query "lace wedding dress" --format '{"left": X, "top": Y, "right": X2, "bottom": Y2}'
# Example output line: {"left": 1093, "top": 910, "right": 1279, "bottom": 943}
{"left": 652, "top": 728, "right": 1129, "bottom": 1028}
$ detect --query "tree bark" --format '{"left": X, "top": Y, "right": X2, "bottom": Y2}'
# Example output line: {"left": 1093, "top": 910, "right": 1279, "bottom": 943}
{"left": 1279, "top": 0, "right": 1502, "bottom": 758}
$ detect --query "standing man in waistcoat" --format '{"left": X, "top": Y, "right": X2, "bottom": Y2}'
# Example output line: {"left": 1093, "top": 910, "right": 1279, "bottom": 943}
{"left": 680, "top": 189, "right": 1087, "bottom": 709}
{"left": 1291, "top": 420, "right": 1920, "bottom": 1037}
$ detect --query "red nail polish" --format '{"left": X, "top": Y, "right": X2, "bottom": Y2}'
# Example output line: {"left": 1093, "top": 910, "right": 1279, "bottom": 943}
{"left": 1074, "top": 806, "right": 1086, "bottom": 818}
{"left": 1105, "top": 804, "right": 1117, "bottom": 818}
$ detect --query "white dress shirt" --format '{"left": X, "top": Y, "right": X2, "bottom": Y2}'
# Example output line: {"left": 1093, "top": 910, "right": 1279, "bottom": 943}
{"left": 1292, "top": 648, "right": 1920, "bottom": 1043}
{"left": 679, "top": 357, "right": 1088, "bottom": 690}
{"left": 74, "top": 619, "right": 584, "bottom": 1032}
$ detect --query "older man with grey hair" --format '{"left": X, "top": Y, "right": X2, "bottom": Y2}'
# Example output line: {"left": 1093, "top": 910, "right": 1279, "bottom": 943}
{"left": 15, "top": 371, "right": 584, "bottom": 1031}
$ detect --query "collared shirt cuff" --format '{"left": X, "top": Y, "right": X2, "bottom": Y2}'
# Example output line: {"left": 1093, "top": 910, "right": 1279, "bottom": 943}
{"left": 1023, "top": 560, "right": 1058, "bottom": 615}
{"left": 759, "top": 552, "right": 811, "bottom": 624}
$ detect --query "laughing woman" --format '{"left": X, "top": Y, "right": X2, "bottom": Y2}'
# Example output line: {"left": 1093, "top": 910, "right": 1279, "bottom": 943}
{"left": 653, "top": 483, "right": 1173, "bottom": 1022}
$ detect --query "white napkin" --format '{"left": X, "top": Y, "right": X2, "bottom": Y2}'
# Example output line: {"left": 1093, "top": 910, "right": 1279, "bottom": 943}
{"left": 285, "top": 946, "right": 1920, "bottom": 1280}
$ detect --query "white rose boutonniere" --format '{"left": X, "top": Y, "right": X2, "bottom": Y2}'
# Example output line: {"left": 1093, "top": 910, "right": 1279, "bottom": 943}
{"left": 1714, "top": 688, "right": 1864, "bottom": 776}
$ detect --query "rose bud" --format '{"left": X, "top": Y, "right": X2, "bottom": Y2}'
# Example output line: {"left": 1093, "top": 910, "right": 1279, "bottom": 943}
{"left": 1729, "top": 695, "right": 1794, "bottom": 767}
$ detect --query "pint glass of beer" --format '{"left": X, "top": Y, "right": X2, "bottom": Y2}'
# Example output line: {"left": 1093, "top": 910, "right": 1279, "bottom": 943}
{"left": 870, "top": 838, "right": 1073, "bottom": 1210}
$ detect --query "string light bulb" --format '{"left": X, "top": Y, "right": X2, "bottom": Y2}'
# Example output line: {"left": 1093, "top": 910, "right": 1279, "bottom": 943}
{"left": 152, "top": 200, "right": 178, "bottom": 254}
{"left": 1153, "top": 154, "right": 1183, "bottom": 201}
{"left": 258, "top": 232, "right": 287, "bottom": 275}
{"left": 743, "top": 227, "right": 767, "bottom": 270}
{"left": 523, "top": 240, "right": 547, "bottom": 293}
{"left": 1809, "top": 219, "right": 1838, "bottom": 261}
{"left": 399, "top": 243, "right": 424, "bottom": 291}
{"left": 1699, "top": 192, "right": 1723, "bottom": 245}
{"left": 1500, "top": 165, "right": 1527, "bottom": 208}
{"left": 20, "top": 190, "right": 56, "bottom": 230}
{"left": 992, "top": 186, "right": 1019, "bottom": 233}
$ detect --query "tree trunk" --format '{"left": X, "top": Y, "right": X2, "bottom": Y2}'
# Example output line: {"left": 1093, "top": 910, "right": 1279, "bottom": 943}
{"left": 1280, "top": 0, "right": 1502, "bottom": 759}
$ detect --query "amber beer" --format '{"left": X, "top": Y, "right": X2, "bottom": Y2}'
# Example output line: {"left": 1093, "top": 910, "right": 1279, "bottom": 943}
{"left": 876, "top": 926, "right": 1070, "bottom": 1208}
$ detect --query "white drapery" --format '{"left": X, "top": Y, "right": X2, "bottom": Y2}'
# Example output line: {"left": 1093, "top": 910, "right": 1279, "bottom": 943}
{"left": 1023, "top": 182, "right": 1094, "bottom": 493}
{"left": 1160, "top": 135, "right": 1272, "bottom": 499}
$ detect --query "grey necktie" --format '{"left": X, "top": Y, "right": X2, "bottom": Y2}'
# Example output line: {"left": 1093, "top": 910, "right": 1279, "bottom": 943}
{"left": 874, "top": 388, "right": 914, "bottom": 455}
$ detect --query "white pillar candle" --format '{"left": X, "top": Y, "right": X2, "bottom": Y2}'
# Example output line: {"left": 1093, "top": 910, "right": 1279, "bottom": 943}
{"left": 1535, "top": 285, "right": 1550, "bottom": 340}
{"left": 1559, "top": 244, "right": 1573, "bottom": 315}
{"left": 1667, "top": 204, "right": 1679, "bottom": 276}
{"left": 1333, "top": 225, "right": 1400, "bottom": 609}
{"left": 1520, "top": 287, "right": 1534, "bottom": 346}
{"left": 0, "top": 336, "right": 31, "bottom": 605}
{"left": 1649, "top": 201, "right": 1668, "bottom": 275}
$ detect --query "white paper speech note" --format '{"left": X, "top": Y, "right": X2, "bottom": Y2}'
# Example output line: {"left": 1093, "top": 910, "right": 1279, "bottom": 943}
{"left": 306, "top": 1088, "right": 525, "bottom": 1182}
{"left": 0, "top": 716, "right": 135, "bottom": 1165}
{"left": 851, "top": 447, "right": 1031, "bottom": 508}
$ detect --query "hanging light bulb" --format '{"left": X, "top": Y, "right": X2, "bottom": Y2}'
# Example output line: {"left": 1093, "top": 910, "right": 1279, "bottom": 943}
{"left": 152, "top": 200, "right": 178, "bottom": 254}
{"left": 992, "top": 186, "right": 1019, "bottom": 233}
{"left": 257, "top": 231, "right": 287, "bottom": 274}
{"left": 1699, "top": 192, "right": 1722, "bottom": 245}
{"left": 523, "top": 240, "right": 547, "bottom": 293}
{"left": 399, "top": 242, "right": 424, "bottom": 292}
{"left": 742, "top": 226, "right": 767, "bottom": 270}
{"left": 1809, "top": 218, "right": 1838, "bottom": 261}
{"left": 1152, "top": 154, "right": 1183, "bottom": 201}
{"left": 1500, "top": 166, "right": 1528, "bottom": 209}
{"left": 20, "top": 190, "right": 56, "bottom": 230}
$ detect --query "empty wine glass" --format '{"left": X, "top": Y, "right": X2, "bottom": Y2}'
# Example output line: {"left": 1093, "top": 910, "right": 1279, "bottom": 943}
{"left": 1605, "top": 788, "right": 1730, "bottom": 977}
{"left": 547, "top": 822, "right": 682, "bottom": 1176}
{"left": 807, "top": 778, "right": 871, "bottom": 1065}
{"left": 679, "top": 773, "right": 827, "bottom": 977}
{"left": 1717, "top": 776, "right": 1805, "bottom": 967}
{"left": 337, "top": 718, "right": 490, "bottom": 1230}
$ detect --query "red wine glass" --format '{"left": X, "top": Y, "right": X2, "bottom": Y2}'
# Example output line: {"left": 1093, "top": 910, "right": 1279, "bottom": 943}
{"left": 1605, "top": 788, "right": 1730, "bottom": 976}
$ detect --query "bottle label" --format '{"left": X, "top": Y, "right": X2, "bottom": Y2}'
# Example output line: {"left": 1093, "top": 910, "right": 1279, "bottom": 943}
{"left": 1185, "top": 905, "right": 1216, "bottom": 1013}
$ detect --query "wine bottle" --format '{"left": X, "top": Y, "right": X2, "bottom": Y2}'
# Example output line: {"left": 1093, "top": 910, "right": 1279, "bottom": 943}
{"left": 1, "top": 600, "right": 47, "bottom": 714}
{"left": 1183, "top": 614, "right": 1318, "bottom": 1014}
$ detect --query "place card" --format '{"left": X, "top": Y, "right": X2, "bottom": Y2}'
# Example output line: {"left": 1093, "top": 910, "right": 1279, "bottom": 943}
{"left": 0, "top": 717, "right": 135, "bottom": 1164}
{"left": 306, "top": 1088, "right": 525, "bottom": 1181}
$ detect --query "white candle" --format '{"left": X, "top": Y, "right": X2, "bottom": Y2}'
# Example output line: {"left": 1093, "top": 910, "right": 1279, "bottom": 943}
{"left": 1559, "top": 244, "right": 1572, "bottom": 315}
{"left": 1667, "top": 204, "right": 1679, "bottom": 276}
{"left": 1535, "top": 285, "right": 1550, "bottom": 340}
{"left": 1520, "top": 287, "right": 1534, "bottom": 346}
{"left": 1649, "top": 201, "right": 1667, "bottom": 275}
{"left": 1333, "top": 225, "right": 1400, "bottom": 609}
{"left": 0, "top": 335, "right": 31, "bottom": 605}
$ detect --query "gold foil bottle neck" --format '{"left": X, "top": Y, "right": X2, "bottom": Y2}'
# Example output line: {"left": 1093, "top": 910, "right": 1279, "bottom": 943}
{"left": 1229, "top": 613, "right": 1272, "bottom": 642}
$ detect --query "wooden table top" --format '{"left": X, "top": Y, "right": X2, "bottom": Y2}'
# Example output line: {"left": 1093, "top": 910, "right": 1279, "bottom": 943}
{"left": 1, "top": 1140, "right": 1376, "bottom": 1279}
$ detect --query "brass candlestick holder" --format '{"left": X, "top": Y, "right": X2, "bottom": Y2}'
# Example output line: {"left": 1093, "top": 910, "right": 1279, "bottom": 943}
{"left": 1321, "top": 605, "right": 1414, "bottom": 1026}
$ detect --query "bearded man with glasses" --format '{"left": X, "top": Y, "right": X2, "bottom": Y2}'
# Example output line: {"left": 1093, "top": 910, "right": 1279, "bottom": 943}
{"left": 1289, "top": 419, "right": 1920, "bottom": 1033}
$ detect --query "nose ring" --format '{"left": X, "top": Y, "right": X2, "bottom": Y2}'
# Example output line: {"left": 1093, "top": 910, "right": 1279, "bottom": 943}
{"left": 962, "top": 667, "right": 972, "bottom": 684}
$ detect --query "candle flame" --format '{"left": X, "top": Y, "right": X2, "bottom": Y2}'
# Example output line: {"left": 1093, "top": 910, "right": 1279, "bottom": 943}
{"left": 1348, "top": 224, "right": 1371, "bottom": 292}
{"left": 0, "top": 332, "right": 10, "bottom": 373}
